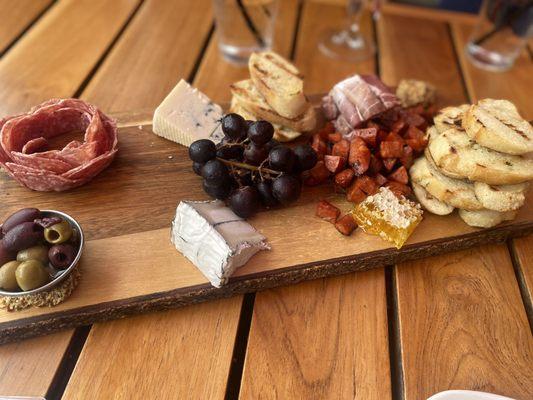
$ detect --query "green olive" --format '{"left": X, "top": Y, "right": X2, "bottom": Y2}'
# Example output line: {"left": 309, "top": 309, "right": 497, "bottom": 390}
{"left": 44, "top": 220, "right": 73, "bottom": 244}
{"left": 15, "top": 260, "right": 49, "bottom": 291}
{"left": 0, "top": 261, "right": 20, "bottom": 291}
{"left": 17, "top": 245, "right": 49, "bottom": 264}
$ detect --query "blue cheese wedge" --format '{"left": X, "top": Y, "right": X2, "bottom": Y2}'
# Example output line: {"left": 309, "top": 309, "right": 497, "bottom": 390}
{"left": 171, "top": 200, "right": 270, "bottom": 287}
{"left": 153, "top": 79, "right": 224, "bottom": 146}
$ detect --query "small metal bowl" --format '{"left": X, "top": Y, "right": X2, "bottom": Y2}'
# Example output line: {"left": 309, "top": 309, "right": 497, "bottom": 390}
{"left": 0, "top": 210, "right": 84, "bottom": 297}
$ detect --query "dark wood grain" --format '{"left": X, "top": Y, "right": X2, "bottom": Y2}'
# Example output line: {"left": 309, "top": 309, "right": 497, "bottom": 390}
{"left": 0, "top": 210, "right": 531, "bottom": 344}
{"left": 396, "top": 245, "right": 533, "bottom": 399}
{"left": 62, "top": 298, "right": 242, "bottom": 399}
{"left": 0, "top": 125, "right": 204, "bottom": 241}
{"left": 81, "top": 0, "right": 214, "bottom": 113}
{"left": 61, "top": 2, "right": 302, "bottom": 398}
{"left": 240, "top": 270, "right": 391, "bottom": 399}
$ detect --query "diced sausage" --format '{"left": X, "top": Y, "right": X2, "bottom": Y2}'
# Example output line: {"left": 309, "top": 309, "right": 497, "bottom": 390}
{"left": 332, "top": 139, "right": 350, "bottom": 160}
{"left": 334, "top": 168, "right": 355, "bottom": 188}
{"left": 349, "top": 137, "right": 370, "bottom": 175}
{"left": 308, "top": 161, "right": 331, "bottom": 183}
{"left": 356, "top": 175, "right": 379, "bottom": 195}
{"left": 316, "top": 200, "right": 341, "bottom": 223}
{"left": 324, "top": 155, "right": 346, "bottom": 174}
{"left": 380, "top": 141, "right": 403, "bottom": 158}
{"left": 382, "top": 157, "right": 397, "bottom": 171}
{"left": 312, "top": 134, "right": 328, "bottom": 160}
{"left": 399, "top": 145, "right": 413, "bottom": 168}
{"left": 388, "top": 166, "right": 408, "bottom": 184}
{"left": 328, "top": 132, "right": 342, "bottom": 143}
{"left": 335, "top": 214, "right": 357, "bottom": 236}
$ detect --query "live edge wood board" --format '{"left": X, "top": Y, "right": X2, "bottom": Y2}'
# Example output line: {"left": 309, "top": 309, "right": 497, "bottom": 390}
{"left": 0, "top": 104, "right": 532, "bottom": 344}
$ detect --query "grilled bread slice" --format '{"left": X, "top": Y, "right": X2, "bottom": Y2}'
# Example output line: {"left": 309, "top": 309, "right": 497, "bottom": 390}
{"left": 410, "top": 156, "right": 483, "bottom": 210}
{"left": 459, "top": 208, "right": 517, "bottom": 228}
{"left": 412, "top": 182, "right": 454, "bottom": 215}
{"left": 248, "top": 52, "right": 308, "bottom": 119}
{"left": 230, "top": 96, "right": 302, "bottom": 142}
{"left": 427, "top": 127, "right": 533, "bottom": 185}
{"left": 433, "top": 104, "right": 470, "bottom": 134}
{"left": 473, "top": 181, "right": 529, "bottom": 212}
{"left": 463, "top": 99, "right": 533, "bottom": 155}
{"left": 230, "top": 79, "right": 316, "bottom": 132}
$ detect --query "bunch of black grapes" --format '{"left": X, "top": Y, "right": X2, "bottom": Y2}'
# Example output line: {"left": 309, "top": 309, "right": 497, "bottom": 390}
{"left": 189, "top": 114, "right": 318, "bottom": 218}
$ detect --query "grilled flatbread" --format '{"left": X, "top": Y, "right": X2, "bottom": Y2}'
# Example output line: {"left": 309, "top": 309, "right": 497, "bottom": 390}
{"left": 463, "top": 99, "right": 533, "bottom": 155}
{"left": 230, "top": 79, "right": 316, "bottom": 132}
{"left": 249, "top": 51, "right": 308, "bottom": 119}
{"left": 427, "top": 127, "right": 533, "bottom": 185}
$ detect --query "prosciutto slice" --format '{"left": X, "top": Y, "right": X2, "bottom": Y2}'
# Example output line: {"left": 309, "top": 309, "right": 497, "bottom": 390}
{"left": 0, "top": 99, "right": 118, "bottom": 191}
{"left": 321, "top": 74, "right": 400, "bottom": 130}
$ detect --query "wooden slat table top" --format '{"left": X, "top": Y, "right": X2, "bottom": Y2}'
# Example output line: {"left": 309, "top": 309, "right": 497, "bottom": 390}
{"left": 240, "top": 4, "right": 391, "bottom": 399}
{"left": 0, "top": 1, "right": 532, "bottom": 399}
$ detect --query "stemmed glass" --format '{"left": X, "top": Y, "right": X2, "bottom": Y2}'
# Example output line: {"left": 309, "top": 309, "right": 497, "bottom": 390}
{"left": 319, "top": 0, "right": 378, "bottom": 62}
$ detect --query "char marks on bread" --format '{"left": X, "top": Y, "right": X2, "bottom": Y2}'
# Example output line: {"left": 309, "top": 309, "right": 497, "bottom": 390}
{"left": 248, "top": 51, "right": 308, "bottom": 119}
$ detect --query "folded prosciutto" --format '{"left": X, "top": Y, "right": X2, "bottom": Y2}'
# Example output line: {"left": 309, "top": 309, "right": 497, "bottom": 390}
{"left": 0, "top": 99, "right": 118, "bottom": 191}
{"left": 322, "top": 75, "right": 399, "bottom": 134}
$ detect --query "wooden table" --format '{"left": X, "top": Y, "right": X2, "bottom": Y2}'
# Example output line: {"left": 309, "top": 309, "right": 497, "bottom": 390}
{"left": 0, "top": 1, "right": 531, "bottom": 399}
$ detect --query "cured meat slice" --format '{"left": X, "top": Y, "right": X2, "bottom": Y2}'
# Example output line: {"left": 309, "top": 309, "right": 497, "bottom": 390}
{"left": 22, "top": 137, "right": 48, "bottom": 154}
{"left": 0, "top": 98, "right": 118, "bottom": 191}
{"left": 325, "top": 74, "right": 400, "bottom": 129}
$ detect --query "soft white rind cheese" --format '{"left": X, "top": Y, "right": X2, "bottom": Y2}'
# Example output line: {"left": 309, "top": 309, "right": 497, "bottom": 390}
{"left": 153, "top": 79, "right": 224, "bottom": 147}
{"left": 171, "top": 200, "right": 270, "bottom": 287}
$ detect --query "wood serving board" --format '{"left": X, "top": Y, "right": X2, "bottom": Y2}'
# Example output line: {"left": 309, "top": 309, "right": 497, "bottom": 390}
{"left": 0, "top": 108, "right": 532, "bottom": 344}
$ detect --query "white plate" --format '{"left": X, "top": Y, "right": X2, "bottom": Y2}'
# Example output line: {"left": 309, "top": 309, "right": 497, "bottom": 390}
{"left": 428, "top": 390, "right": 516, "bottom": 400}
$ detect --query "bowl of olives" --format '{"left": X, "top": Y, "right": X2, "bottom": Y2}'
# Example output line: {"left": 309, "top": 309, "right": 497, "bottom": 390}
{"left": 0, "top": 208, "right": 84, "bottom": 297}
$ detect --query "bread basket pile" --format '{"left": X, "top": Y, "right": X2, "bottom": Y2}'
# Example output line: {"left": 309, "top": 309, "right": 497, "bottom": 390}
{"left": 410, "top": 99, "right": 533, "bottom": 228}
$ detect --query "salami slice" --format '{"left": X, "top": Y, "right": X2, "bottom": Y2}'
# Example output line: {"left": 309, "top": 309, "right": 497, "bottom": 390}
{"left": 0, "top": 99, "right": 118, "bottom": 191}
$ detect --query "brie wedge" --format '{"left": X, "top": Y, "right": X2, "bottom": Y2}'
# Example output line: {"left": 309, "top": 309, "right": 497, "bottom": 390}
{"left": 153, "top": 79, "right": 224, "bottom": 147}
{"left": 171, "top": 200, "right": 270, "bottom": 287}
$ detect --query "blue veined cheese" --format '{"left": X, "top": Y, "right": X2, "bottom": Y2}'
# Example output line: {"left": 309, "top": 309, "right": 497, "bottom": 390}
{"left": 171, "top": 200, "right": 270, "bottom": 287}
{"left": 153, "top": 79, "right": 224, "bottom": 147}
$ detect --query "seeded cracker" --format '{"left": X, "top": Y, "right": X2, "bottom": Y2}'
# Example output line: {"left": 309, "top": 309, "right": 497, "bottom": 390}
{"left": 0, "top": 267, "right": 81, "bottom": 312}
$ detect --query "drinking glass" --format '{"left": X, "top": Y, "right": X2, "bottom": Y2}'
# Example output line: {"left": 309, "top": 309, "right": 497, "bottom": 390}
{"left": 212, "top": 0, "right": 279, "bottom": 64}
{"left": 319, "top": 0, "right": 378, "bottom": 62}
{"left": 466, "top": 0, "right": 533, "bottom": 71}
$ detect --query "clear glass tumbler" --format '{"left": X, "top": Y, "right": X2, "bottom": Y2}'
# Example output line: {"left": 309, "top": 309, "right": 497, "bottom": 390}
{"left": 466, "top": 0, "right": 533, "bottom": 72}
{"left": 212, "top": 0, "right": 279, "bottom": 64}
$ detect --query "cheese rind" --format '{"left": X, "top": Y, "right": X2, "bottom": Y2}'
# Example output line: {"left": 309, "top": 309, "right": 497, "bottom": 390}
{"left": 171, "top": 200, "right": 270, "bottom": 287}
{"left": 153, "top": 79, "right": 224, "bottom": 147}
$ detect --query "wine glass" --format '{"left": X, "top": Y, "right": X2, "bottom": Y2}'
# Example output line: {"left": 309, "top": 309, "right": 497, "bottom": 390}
{"left": 319, "top": 0, "right": 378, "bottom": 62}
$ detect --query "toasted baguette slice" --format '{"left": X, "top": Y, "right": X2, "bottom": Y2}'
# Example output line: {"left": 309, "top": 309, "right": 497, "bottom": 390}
{"left": 230, "top": 79, "right": 316, "bottom": 132}
{"left": 458, "top": 208, "right": 517, "bottom": 228}
{"left": 249, "top": 52, "right": 307, "bottom": 119}
{"left": 433, "top": 104, "right": 470, "bottom": 134}
{"left": 473, "top": 181, "right": 528, "bottom": 212}
{"left": 230, "top": 96, "right": 302, "bottom": 142}
{"left": 410, "top": 156, "right": 483, "bottom": 210}
{"left": 463, "top": 99, "right": 533, "bottom": 155}
{"left": 428, "top": 127, "right": 533, "bottom": 185}
{"left": 412, "top": 182, "right": 454, "bottom": 215}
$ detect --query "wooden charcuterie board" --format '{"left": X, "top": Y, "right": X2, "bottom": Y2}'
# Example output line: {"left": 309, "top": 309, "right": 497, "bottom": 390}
{"left": 0, "top": 107, "right": 532, "bottom": 344}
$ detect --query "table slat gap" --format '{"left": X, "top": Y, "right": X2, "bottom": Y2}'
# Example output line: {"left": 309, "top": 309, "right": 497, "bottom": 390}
{"left": 0, "top": 0, "right": 55, "bottom": 58}
{"left": 73, "top": 0, "right": 145, "bottom": 99}
{"left": 386, "top": 266, "right": 405, "bottom": 400}
{"left": 45, "top": 326, "right": 92, "bottom": 400}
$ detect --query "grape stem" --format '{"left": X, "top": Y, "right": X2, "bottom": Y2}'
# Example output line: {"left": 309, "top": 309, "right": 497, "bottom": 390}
{"left": 217, "top": 158, "right": 282, "bottom": 176}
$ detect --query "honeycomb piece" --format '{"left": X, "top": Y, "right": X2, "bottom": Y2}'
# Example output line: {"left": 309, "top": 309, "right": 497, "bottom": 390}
{"left": 352, "top": 187, "right": 423, "bottom": 249}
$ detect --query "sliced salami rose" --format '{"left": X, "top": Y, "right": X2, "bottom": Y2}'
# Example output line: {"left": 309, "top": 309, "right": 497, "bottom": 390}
{"left": 0, "top": 99, "right": 118, "bottom": 191}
